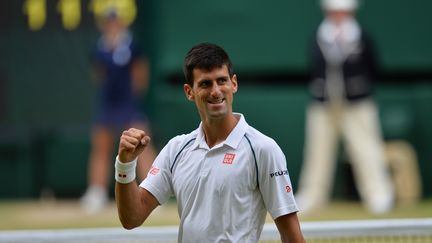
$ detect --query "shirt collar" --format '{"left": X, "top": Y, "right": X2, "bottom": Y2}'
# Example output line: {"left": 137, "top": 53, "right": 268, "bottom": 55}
{"left": 191, "top": 113, "right": 248, "bottom": 150}
{"left": 318, "top": 17, "right": 360, "bottom": 45}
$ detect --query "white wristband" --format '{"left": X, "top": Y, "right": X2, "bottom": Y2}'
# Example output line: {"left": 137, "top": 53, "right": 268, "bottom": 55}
{"left": 115, "top": 155, "right": 137, "bottom": 184}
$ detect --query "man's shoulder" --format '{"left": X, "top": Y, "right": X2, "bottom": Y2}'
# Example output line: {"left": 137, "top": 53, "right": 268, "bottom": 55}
{"left": 244, "top": 126, "right": 279, "bottom": 150}
{"left": 243, "top": 126, "right": 286, "bottom": 167}
{"left": 166, "top": 129, "right": 198, "bottom": 149}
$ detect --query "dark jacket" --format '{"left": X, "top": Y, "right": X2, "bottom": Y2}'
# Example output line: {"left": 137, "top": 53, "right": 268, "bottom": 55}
{"left": 309, "top": 31, "right": 378, "bottom": 102}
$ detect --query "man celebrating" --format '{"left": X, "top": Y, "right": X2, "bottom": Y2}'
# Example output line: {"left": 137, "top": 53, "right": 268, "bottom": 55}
{"left": 115, "top": 43, "right": 305, "bottom": 242}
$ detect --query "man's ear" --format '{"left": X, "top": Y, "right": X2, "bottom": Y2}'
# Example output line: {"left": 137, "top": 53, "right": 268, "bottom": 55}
{"left": 184, "top": 83, "right": 194, "bottom": 101}
{"left": 232, "top": 74, "right": 238, "bottom": 94}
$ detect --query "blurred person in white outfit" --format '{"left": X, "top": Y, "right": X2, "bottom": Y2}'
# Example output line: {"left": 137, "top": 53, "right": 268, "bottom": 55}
{"left": 295, "top": 0, "right": 394, "bottom": 214}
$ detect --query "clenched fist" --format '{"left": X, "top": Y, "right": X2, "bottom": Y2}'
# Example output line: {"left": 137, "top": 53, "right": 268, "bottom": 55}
{"left": 118, "top": 128, "right": 151, "bottom": 163}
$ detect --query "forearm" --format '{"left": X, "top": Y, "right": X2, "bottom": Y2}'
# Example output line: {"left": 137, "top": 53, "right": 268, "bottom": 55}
{"left": 131, "top": 58, "right": 149, "bottom": 95}
{"left": 115, "top": 128, "right": 158, "bottom": 229}
{"left": 114, "top": 156, "right": 148, "bottom": 229}
{"left": 115, "top": 182, "right": 146, "bottom": 229}
{"left": 275, "top": 213, "right": 306, "bottom": 243}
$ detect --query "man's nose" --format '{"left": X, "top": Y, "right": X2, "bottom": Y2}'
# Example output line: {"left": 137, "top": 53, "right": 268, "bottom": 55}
{"left": 210, "top": 82, "right": 221, "bottom": 96}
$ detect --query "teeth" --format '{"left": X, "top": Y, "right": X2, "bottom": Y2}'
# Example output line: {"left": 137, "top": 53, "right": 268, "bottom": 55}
{"left": 209, "top": 99, "right": 224, "bottom": 104}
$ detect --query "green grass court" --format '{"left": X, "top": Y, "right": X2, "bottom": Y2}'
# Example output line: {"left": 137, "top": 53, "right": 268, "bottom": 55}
{"left": 1, "top": 199, "right": 431, "bottom": 230}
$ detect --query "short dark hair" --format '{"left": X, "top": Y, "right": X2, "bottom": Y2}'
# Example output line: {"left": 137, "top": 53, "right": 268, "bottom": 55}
{"left": 183, "top": 43, "right": 234, "bottom": 85}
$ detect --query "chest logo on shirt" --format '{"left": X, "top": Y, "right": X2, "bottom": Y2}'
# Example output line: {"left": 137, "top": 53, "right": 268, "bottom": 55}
{"left": 149, "top": 166, "right": 160, "bottom": 175}
{"left": 222, "top": 153, "right": 236, "bottom": 164}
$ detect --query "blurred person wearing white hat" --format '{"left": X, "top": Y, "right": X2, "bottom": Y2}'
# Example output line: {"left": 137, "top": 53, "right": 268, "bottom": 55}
{"left": 295, "top": 0, "right": 395, "bottom": 215}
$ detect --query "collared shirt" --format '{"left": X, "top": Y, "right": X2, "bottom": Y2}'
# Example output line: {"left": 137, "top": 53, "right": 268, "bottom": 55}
{"left": 140, "top": 113, "right": 298, "bottom": 243}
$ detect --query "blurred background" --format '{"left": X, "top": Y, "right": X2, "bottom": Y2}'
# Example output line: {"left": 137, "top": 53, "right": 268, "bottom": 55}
{"left": 0, "top": 0, "right": 431, "bottom": 209}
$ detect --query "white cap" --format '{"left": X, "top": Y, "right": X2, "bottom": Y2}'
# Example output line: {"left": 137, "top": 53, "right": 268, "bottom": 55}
{"left": 321, "top": 0, "right": 358, "bottom": 11}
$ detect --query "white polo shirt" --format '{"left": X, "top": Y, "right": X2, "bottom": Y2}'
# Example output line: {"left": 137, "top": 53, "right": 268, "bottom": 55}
{"left": 140, "top": 113, "right": 298, "bottom": 243}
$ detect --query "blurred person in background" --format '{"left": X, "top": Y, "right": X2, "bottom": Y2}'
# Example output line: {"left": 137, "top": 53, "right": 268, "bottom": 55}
{"left": 80, "top": 7, "right": 156, "bottom": 213}
{"left": 295, "top": 0, "right": 394, "bottom": 215}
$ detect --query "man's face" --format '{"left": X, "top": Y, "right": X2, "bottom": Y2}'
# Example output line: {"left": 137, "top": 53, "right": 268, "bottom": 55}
{"left": 184, "top": 65, "right": 238, "bottom": 121}
{"left": 327, "top": 10, "right": 353, "bottom": 25}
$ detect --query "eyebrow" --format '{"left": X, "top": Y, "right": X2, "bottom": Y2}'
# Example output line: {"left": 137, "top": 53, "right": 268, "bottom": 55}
{"left": 196, "top": 74, "right": 229, "bottom": 84}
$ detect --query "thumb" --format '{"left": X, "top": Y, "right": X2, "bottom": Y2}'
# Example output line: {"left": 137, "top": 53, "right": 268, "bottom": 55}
{"left": 141, "top": 136, "right": 151, "bottom": 146}
{"left": 136, "top": 135, "right": 151, "bottom": 152}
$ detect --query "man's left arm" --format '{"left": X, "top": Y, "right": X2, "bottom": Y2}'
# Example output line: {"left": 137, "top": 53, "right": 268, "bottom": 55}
{"left": 274, "top": 212, "right": 305, "bottom": 243}
{"left": 256, "top": 139, "right": 305, "bottom": 242}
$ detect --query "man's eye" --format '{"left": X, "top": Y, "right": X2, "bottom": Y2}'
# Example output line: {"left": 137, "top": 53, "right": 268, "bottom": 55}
{"left": 199, "top": 81, "right": 210, "bottom": 87}
{"left": 218, "top": 79, "right": 227, "bottom": 84}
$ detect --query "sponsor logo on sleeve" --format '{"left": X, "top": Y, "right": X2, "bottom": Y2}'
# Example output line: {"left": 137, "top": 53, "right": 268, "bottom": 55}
{"left": 149, "top": 166, "right": 160, "bottom": 175}
{"left": 270, "top": 169, "right": 289, "bottom": 178}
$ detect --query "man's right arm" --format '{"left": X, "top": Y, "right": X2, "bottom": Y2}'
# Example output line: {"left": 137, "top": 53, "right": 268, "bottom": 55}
{"left": 115, "top": 128, "right": 159, "bottom": 229}
{"left": 115, "top": 181, "right": 159, "bottom": 229}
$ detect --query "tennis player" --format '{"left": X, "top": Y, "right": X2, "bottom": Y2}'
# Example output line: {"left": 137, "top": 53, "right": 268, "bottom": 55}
{"left": 114, "top": 43, "right": 305, "bottom": 242}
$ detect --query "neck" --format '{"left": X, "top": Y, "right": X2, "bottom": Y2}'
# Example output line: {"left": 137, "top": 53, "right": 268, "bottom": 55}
{"left": 202, "top": 113, "right": 239, "bottom": 148}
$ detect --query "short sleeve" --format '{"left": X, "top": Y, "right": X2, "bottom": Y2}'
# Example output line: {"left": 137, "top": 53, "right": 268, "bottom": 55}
{"left": 257, "top": 140, "right": 299, "bottom": 219}
{"left": 139, "top": 144, "right": 174, "bottom": 205}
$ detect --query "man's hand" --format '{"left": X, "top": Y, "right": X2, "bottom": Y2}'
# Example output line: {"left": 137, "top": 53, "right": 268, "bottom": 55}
{"left": 118, "top": 128, "right": 151, "bottom": 163}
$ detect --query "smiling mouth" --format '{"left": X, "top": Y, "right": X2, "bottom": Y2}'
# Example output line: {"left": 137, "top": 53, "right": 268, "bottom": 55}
{"left": 208, "top": 98, "right": 225, "bottom": 104}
